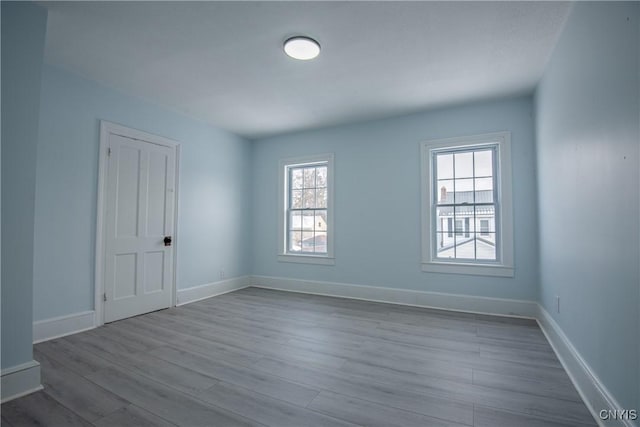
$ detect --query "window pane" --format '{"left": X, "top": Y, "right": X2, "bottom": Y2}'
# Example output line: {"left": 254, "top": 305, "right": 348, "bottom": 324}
{"left": 291, "top": 190, "right": 303, "bottom": 208}
{"left": 316, "top": 188, "right": 327, "bottom": 208}
{"left": 435, "top": 232, "right": 454, "bottom": 257}
{"left": 436, "top": 154, "right": 453, "bottom": 180}
{"left": 316, "top": 167, "right": 327, "bottom": 188}
{"left": 476, "top": 232, "right": 496, "bottom": 260}
{"left": 474, "top": 177, "right": 493, "bottom": 191}
{"left": 289, "top": 231, "right": 302, "bottom": 252}
{"left": 300, "top": 210, "right": 315, "bottom": 230}
{"left": 455, "top": 219, "right": 463, "bottom": 236}
{"left": 301, "top": 232, "right": 314, "bottom": 252}
{"left": 454, "top": 236, "right": 476, "bottom": 259}
{"left": 479, "top": 219, "right": 490, "bottom": 236}
{"left": 436, "top": 180, "right": 454, "bottom": 204}
{"left": 437, "top": 232, "right": 464, "bottom": 259}
{"left": 303, "top": 188, "right": 316, "bottom": 208}
{"left": 467, "top": 212, "right": 477, "bottom": 234}
{"left": 474, "top": 150, "right": 493, "bottom": 178}
{"left": 291, "top": 168, "right": 304, "bottom": 189}
{"left": 314, "top": 210, "right": 327, "bottom": 232}
{"left": 454, "top": 152, "right": 473, "bottom": 179}
{"left": 435, "top": 179, "right": 453, "bottom": 204}
{"left": 454, "top": 178, "right": 473, "bottom": 204}
{"left": 435, "top": 207, "right": 452, "bottom": 232}
{"left": 303, "top": 168, "right": 315, "bottom": 188}
{"left": 289, "top": 211, "right": 302, "bottom": 231}
{"left": 477, "top": 214, "right": 495, "bottom": 234}
{"left": 454, "top": 206, "right": 474, "bottom": 259}
{"left": 313, "top": 231, "right": 327, "bottom": 253}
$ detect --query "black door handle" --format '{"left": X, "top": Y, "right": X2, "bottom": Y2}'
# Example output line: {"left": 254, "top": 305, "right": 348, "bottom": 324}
{"left": 164, "top": 236, "right": 172, "bottom": 247}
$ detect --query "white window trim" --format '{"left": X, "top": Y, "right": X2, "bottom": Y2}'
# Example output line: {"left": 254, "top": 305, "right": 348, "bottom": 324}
{"left": 278, "top": 153, "right": 335, "bottom": 265}
{"left": 420, "top": 132, "right": 514, "bottom": 277}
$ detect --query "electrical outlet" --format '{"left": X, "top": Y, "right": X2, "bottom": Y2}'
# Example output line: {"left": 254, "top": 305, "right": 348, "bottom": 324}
{"left": 219, "top": 270, "right": 225, "bottom": 280}
{"left": 556, "top": 296, "right": 560, "bottom": 313}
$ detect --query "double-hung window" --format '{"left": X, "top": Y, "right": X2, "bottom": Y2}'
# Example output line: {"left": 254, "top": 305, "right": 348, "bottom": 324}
{"left": 278, "top": 154, "right": 334, "bottom": 265}
{"left": 421, "top": 132, "right": 514, "bottom": 277}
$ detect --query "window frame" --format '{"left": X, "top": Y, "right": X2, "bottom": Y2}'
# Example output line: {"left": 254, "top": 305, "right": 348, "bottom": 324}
{"left": 278, "top": 153, "right": 335, "bottom": 265}
{"left": 420, "top": 132, "right": 514, "bottom": 277}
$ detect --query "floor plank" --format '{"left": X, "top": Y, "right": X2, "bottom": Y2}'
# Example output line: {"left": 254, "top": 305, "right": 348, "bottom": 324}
{"left": 474, "top": 406, "right": 597, "bottom": 427}
{"left": 196, "top": 380, "right": 358, "bottom": 427}
{"left": 34, "top": 348, "right": 129, "bottom": 422}
{"left": 308, "top": 390, "right": 469, "bottom": 427}
{"left": 151, "top": 345, "right": 320, "bottom": 406}
{"left": 1, "top": 391, "right": 92, "bottom": 427}
{"left": 85, "top": 365, "right": 261, "bottom": 427}
{"left": 254, "top": 357, "right": 475, "bottom": 425}
{"left": 472, "top": 369, "right": 582, "bottom": 402}
{"left": 92, "top": 404, "right": 178, "bottom": 427}
{"left": 36, "top": 338, "right": 115, "bottom": 377}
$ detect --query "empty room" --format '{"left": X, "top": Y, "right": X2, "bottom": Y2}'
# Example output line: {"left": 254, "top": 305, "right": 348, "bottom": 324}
{"left": 1, "top": 1, "right": 638, "bottom": 426}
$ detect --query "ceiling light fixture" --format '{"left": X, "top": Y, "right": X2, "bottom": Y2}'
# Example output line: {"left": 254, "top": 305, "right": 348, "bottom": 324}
{"left": 283, "top": 36, "right": 320, "bottom": 60}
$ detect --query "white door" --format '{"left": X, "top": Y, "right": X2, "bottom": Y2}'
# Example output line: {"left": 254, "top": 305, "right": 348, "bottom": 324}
{"left": 103, "top": 132, "right": 176, "bottom": 323}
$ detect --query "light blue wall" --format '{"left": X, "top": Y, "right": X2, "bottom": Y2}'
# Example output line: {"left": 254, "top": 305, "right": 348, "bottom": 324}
{"left": 1, "top": 1, "right": 47, "bottom": 368}
{"left": 535, "top": 1, "right": 639, "bottom": 411}
{"left": 252, "top": 96, "right": 539, "bottom": 300}
{"left": 33, "top": 64, "right": 252, "bottom": 321}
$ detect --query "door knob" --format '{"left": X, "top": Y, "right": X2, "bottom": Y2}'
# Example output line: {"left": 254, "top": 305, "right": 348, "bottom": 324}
{"left": 163, "top": 236, "right": 172, "bottom": 246}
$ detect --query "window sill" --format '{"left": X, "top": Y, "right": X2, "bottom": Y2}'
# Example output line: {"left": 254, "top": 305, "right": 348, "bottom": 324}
{"left": 421, "top": 261, "right": 514, "bottom": 277}
{"left": 278, "top": 254, "right": 335, "bottom": 265}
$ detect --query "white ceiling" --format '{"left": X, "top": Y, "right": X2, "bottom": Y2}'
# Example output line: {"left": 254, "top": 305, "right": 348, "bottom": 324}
{"left": 42, "top": 1, "right": 572, "bottom": 139}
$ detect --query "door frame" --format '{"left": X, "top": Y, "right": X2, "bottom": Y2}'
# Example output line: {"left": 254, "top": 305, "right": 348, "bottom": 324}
{"left": 94, "top": 120, "right": 181, "bottom": 326}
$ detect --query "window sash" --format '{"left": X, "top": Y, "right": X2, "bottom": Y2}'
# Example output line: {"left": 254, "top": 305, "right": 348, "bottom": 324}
{"left": 431, "top": 145, "right": 500, "bottom": 263}
{"left": 286, "top": 162, "right": 329, "bottom": 255}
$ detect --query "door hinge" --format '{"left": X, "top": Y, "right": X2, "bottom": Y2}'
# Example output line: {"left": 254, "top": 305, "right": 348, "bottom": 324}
{"left": 103, "top": 293, "right": 107, "bottom": 302}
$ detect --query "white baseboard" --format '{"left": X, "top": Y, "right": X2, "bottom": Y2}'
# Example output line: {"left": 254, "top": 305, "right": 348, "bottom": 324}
{"left": 536, "top": 306, "right": 636, "bottom": 427}
{"left": 177, "top": 275, "right": 251, "bottom": 306}
{"left": 1, "top": 360, "right": 43, "bottom": 403}
{"left": 33, "top": 310, "right": 96, "bottom": 344}
{"left": 249, "top": 275, "right": 538, "bottom": 318}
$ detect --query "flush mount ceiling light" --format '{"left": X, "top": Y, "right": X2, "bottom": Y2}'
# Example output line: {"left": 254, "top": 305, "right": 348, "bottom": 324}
{"left": 283, "top": 36, "right": 321, "bottom": 60}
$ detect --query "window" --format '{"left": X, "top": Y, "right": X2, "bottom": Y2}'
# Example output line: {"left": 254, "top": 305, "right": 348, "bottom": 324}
{"left": 278, "top": 154, "right": 334, "bottom": 265}
{"left": 421, "top": 132, "right": 514, "bottom": 277}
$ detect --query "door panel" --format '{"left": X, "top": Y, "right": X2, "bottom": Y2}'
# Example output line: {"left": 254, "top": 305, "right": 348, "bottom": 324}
{"left": 115, "top": 146, "right": 141, "bottom": 237}
{"left": 143, "top": 251, "right": 165, "bottom": 293}
{"left": 113, "top": 253, "right": 136, "bottom": 299}
{"left": 146, "top": 151, "right": 168, "bottom": 236}
{"left": 104, "top": 133, "right": 176, "bottom": 323}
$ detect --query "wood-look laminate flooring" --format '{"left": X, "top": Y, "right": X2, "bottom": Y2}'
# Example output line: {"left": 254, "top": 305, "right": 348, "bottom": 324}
{"left": 2, "top": 287, "right": 597, "bottom": 427}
